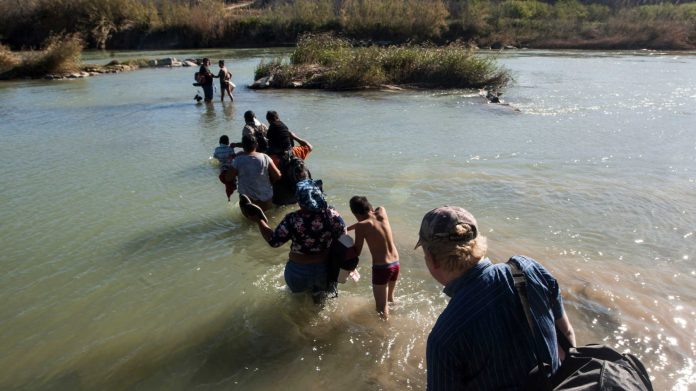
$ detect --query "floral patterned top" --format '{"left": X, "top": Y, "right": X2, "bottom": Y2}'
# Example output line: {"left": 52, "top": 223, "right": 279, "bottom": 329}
{"left": 269, "top": 208, "right": 346, "bottom": 254}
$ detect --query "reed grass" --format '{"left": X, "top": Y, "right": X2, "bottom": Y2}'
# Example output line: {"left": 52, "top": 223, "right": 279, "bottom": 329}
{"left": 4, "top": 34, "right": 85, "bottom": 79}
{"left": 0, "top": 44, "right": 20, "bottom": 73}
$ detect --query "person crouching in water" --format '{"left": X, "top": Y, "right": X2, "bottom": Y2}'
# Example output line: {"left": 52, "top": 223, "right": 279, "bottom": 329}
{"left": 348, "top": 196, "right": 400, "bottom": 319}
{"left": 249, "top": 179, "right": 347, "bottom": 303}
{"left": 213, "top": 135, "right": 236, "bottom": 200}
{"left": 227, "top": 134, "right": 280, "bottom": 215}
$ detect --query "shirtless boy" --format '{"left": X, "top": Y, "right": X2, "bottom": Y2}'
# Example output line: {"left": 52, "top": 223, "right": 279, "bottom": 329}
{"left": 348, "top": 196, "right": 400, "bottom": 318}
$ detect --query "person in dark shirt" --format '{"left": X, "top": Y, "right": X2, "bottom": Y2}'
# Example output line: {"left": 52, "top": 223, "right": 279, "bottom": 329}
{"left": 416, "top": 206, "right": 576, "bottom": 390}
{"left": 198, "top": 58, "right": 214, "bottom": 102}
{"left": 265, "top": 110, "right": 293, "bottom": 155}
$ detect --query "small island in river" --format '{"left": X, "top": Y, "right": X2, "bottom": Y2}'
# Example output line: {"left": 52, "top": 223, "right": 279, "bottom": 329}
{"left": 249, "top": 34, "right": 511, "bottom": 91}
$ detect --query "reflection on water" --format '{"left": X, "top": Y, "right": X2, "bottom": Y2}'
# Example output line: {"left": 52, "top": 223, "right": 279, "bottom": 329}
{"left": 0, "top": 49, "right": 695, "bottom": 390}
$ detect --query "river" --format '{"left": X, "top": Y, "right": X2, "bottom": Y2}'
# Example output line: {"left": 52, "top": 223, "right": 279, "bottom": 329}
{"left": 0, "top": 48, "right": 694, "bottom": 390}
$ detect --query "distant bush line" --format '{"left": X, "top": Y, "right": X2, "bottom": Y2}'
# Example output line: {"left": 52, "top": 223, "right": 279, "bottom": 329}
{"left": 1, "top": 0, "right": 695, "bottom": 50}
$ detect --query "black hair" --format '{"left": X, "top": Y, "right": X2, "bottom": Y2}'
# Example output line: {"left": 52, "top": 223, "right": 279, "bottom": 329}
{"left": 244, "top": 110, "right": 255, "bottom": 122}
{"left": 219, "top": 60, "right": 224, "bottom": 66}
{"left": 266, "top": 110, "right": 279, "bottom": 122}
{"left": 242, "top": 134, "right": 258, "bottom": 152}
{"left": 349, "top": 196, "right": 373, "bottom": 216}
{"left": 219, "top": 135, "right": 229, "bottom": 145}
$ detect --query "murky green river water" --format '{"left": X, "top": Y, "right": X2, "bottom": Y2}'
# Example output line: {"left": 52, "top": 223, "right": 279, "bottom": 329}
{"left": 1, "top": 48, "right": 694, "bottom": 390}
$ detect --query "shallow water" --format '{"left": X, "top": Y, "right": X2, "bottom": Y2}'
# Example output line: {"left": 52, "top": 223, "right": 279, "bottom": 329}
{"left": 1, "top": 48, "right": 694, "bottom": 390}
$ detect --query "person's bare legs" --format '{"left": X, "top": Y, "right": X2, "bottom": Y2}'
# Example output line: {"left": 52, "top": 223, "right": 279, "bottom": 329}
{"left": 373, "top": 283, "right": 389, "bottom": 319}
{"left": 387, "top": 279, "right": 397, "bottom": 303}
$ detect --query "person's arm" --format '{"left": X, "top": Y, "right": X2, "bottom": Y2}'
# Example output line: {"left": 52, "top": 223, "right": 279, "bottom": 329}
{"left": 248, "top": 213, "right": 290, "bottom": 247}
{"left": 289, "top": 131, "right": 313, "bottom": 152}
{"left": 268, "top": 156, "right": 281, "bottom": 183}
{"left": 256, "top": 219, "right": 274, "bottom": 242}
{"left": 555, "top": 312, "right": 576, "bottom": 361}
{"left": 352, "top": 223, "right": 365, "bottom": 256}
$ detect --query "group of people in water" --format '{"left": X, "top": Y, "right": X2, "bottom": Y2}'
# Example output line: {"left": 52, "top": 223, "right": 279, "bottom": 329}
{"left": 213, "top": 109, "right": 400, "bottom": 317}
{"left": 205, "top": 68, "right": 594, "bottom": 391}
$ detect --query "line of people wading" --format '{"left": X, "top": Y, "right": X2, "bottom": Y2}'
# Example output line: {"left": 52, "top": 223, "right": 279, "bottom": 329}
{"left": 209, "top": 88, "right": 651, "bottom": 391}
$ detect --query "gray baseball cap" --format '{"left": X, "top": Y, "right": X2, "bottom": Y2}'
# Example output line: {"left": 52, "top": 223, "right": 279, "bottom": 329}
{"left": 415, "top": 206, "right": 478, "bottom": 249}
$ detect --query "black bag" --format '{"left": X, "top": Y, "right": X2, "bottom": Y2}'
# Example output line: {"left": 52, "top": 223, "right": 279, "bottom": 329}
{"left": 326, "top": 234, "right": 359, "bottom": 285}
{"left": 272, "top": 151, "right": 310, "bottom": 205}
{"left": 507, "top": 258, "right": 654, "bottom": 391}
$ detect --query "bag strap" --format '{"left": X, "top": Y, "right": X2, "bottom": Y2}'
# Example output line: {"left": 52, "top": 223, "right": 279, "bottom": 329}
{"left": 506, "top": 259, "right": 554, "bottom": 390}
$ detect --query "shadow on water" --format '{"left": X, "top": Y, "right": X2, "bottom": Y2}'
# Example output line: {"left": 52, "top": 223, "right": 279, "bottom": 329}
{"left": 118, "top": 212, "right": 247, "bottom": 263}
{"left": 26, "top": 285, "right": 388, "bottom": 391}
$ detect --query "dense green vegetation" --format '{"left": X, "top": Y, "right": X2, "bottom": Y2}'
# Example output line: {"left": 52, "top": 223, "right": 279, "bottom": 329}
{"left": 1, "top": 0, "right": 694, "bottom": 50}
{"left": 253, "top": 33, "right": 511, "bottom": 90}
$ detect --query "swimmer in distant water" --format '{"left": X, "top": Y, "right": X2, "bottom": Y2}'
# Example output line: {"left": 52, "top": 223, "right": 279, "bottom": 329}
{"left": 486, "top": 90, "right": 501, "bottom": 103}
{"left": 479, "top": 89, "right": 521, "bottom": 112}
{"left": 348, "top": 196, "right": 400, "bottom": 319}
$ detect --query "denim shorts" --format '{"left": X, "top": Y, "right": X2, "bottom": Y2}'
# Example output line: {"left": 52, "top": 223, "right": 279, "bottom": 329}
{"left": 284, "top": 261, "right": 329, "bottom": 297}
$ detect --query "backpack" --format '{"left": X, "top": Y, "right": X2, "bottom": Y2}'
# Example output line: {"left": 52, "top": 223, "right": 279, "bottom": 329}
{"left": 254, "top": 128, "right": 268, "bottom": 153}
{"left": 272, "top": 151, "right": 310, "bottom": 205}
{"left": 243, "top": 124, "right": 268, "bottom": 153}
{"left": 507, "top": 258, "right": 654, "bottom": 391}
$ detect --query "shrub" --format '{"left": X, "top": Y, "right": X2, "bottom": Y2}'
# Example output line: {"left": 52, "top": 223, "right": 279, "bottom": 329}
{"left": 257, "top": 34, "right": 512, "bottom": 90}
{"left": 21, "top": 34, "right": 84, "bottom": 77}
{"left": 0, "top": 44, "right": 20, "bottom": 73}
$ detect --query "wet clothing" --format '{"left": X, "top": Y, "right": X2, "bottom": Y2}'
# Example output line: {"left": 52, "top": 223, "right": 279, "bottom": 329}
{"left": 268, "top": 208, "right": 346, "bottom": 254}
{"left": 266, "top": 120, "right": 293, "bottom": 155}
{"left": 270, "top": 145, "right": 311, "bottom": 168}
{"left": 214, "top": 144, "right": 237, "bottom": 200}
{"left": 218, "top": 171, "right": 236, "bottom": 200}
{"left": 426, "top": 256, "right": 565, "bottom": 391}
{"left": 284, "top": 261, "right": 328, "bottom": 295}
{"left": 199, "top": 64, "right": 213, "bottom": 100}
{"left": 230, "top": 152, "right": 274, "bottom": 202}
{"left": 213, "top": 144, "right": 236, "bottom": 170}
{"left": 372, "top": 260, "right": 400, "bottom": 285}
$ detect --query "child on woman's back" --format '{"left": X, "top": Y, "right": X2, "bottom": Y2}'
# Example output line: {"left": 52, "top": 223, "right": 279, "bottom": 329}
{"left": 348, "top": 196, "right": 400, "bottom": 319}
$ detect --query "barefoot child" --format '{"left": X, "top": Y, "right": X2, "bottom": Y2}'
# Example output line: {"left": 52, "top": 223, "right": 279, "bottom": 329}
{"left": 348, "top": 196, "right": 400, "bottom": 318}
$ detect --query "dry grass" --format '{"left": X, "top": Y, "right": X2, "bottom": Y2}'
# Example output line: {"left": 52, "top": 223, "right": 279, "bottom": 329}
{"left": 0, "top": 44, "right": 20, "bottom": 73}
{"left": 1, "top": 34, "right": 84, "bottom": 79}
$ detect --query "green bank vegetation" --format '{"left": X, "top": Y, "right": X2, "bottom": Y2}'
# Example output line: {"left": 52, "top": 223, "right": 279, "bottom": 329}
{"left": 1, "top": 0, "right": 695, "bottom": 50}
{"left": 253, "top": 34, "right": 511, "bottom": 90}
